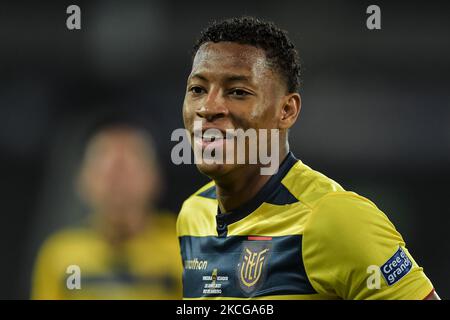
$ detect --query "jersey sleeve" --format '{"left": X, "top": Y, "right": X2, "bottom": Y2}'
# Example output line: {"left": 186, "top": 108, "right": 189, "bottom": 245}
{"left": 302, "top": 192, "right": 434, "bottom": 300}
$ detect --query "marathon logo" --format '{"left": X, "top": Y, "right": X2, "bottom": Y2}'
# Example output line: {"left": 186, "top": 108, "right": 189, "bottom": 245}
{"left": 380, "top": 247, "right": 412, "bottom": 286}
{"left": 184, "top": 258, "right": 208, "bottom": 270}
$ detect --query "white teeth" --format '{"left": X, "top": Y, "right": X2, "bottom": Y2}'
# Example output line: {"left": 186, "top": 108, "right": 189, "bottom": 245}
{"left": 202, "top": 131, "right": 224, "bottom": 139}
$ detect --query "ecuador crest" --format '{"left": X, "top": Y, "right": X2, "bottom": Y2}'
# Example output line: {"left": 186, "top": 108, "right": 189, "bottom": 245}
{"left": 237, "top": 240, "right": 271, "bottom": 295}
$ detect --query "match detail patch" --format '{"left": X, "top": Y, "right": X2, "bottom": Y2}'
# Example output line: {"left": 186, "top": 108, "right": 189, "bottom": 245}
{"left": 380, "top": 247, "right": 412, "bottom": 286}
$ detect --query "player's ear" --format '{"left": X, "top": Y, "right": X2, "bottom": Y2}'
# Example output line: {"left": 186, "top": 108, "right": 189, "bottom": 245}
{"left": 279, "top": 93, "right": 301, "bottom": 129}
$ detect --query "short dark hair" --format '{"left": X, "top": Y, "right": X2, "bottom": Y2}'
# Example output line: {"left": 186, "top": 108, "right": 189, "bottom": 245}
{"left": 192, "top": 16, "right": 301, "bottom": 93}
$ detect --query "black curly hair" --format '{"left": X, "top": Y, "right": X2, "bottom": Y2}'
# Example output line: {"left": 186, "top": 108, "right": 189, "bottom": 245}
{"left": 192, "top": 16, "right": 301, "bottom": 93}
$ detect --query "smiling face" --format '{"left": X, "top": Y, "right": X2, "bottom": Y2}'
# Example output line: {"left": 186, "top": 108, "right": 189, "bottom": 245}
{"left": 183, "top": 41, "right": 299, "bottom": 179}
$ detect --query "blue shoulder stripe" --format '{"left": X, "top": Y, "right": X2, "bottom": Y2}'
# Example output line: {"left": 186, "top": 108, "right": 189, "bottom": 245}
{"left": 197, "top": 186, "right": 216, "bottom": 199}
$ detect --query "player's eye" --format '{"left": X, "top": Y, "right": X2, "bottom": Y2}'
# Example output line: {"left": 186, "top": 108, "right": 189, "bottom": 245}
{"left": 189, "top": 86, "right": 206, "bottom": 95}
{"left": 229, "top": 89, "right": 250, "bottom": 97}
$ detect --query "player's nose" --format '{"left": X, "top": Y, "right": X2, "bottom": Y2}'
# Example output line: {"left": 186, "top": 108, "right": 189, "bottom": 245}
{"left": 196, "top": 90, "right": 228, "bottom": 122}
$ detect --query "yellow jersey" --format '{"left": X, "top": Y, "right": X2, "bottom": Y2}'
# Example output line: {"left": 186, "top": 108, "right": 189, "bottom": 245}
{"left": 32, "top": 213, "right": 182, "bottom": 299}
{"left": 176, "top": 152, "right": 434, "bottom": 299}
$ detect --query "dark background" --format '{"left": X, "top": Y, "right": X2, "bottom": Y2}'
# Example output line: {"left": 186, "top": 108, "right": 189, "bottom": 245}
{"left": 0, "top": 0, "right": 449, "bottom": 299}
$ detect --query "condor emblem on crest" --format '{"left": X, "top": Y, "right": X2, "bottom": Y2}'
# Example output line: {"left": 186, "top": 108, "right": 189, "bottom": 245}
{"left": 237, "top": 241, "right": 271, "bottom": 295}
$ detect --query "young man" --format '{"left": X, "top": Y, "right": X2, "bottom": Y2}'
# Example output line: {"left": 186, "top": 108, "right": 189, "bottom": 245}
{"left": 177, "top": 17, "right": 438, "bottom": 300}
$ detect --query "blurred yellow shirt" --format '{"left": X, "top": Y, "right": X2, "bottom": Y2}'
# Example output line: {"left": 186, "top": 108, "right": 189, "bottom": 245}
{"left": 32, "top": 213, "right": 182, "bottom": 300}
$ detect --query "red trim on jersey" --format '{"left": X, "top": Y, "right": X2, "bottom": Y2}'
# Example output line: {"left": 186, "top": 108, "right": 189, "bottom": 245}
{"left": 248, "top": 236, "right": 272, "bottom": 241}
{"left": 423, "top": 288, "right": 435, "bottom": 300}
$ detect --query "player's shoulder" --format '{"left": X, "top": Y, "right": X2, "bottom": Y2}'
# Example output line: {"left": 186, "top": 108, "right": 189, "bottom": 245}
{"left": 314, "top": 190, "right": 379, "bottom": 212}
{"left": 283, "top": 159, "right": 347, "bottom": 208}
{"left": 177, "top": 180, "right": 217, "bottom": 237}
{"left": 38, "top": 225, "right": 98, "bottom": 256}
{"left": 284, "top": 159, "right": 387, "bottom": 224}
{"left": 304, "top": 189, "right": 393, "bottom": 240}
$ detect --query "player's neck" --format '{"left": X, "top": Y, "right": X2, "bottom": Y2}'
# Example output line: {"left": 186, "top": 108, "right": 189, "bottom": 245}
{"left": 215, "top": 148, "right": 289, "bottom": 213}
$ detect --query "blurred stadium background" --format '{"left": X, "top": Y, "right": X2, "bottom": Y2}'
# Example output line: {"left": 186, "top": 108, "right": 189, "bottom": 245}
{"left": 0, "top": 0, "right": 449, "bottom": 299}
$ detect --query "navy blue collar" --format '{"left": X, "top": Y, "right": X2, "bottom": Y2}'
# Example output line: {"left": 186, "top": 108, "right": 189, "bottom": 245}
{"left": 215, "top": 152, "right": 299, "bottom": 236}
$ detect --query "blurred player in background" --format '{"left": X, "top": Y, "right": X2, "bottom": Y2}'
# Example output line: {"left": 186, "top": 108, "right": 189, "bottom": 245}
{"left": 32, "top": 121, "right": 182, "bottom": 299}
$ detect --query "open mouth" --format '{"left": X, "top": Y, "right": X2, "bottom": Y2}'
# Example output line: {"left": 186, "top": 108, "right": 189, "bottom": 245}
{"left": 202, "top": 130, "right": 225, "bottom": 141}
{"left": 193, "top": 128, "right": 235, "bottom": 149}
